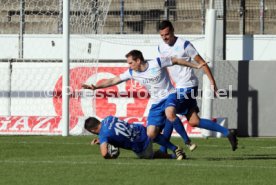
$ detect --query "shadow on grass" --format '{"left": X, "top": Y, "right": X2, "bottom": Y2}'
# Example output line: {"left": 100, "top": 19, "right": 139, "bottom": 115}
{"left": 201, "top": 154, "right": 276, "bottom": 161}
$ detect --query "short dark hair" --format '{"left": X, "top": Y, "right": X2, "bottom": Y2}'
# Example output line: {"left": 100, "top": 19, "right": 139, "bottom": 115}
{"left": 84, "top": 117, "right": 100, "bottom": 132}
{"left": 159, "top": 20, "right": 174, "bottom": 32}
{"left": 125, "top": 50, "right": 144, "bottom": 62}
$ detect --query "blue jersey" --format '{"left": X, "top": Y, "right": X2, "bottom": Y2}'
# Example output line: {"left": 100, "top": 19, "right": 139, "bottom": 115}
{"left": 99, "top": 116, "right": 150, "bottom": 153}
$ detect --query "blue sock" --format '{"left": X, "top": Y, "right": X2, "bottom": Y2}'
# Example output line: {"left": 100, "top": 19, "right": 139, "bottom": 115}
{"left": 198, "top": 118, "right": 229, "bottom": 136}
{"left": 159, "top": 119, "right": 173, "bottom": 153}
{"left": 170, "top": 153, "right": 176, "bottom": 159}
{"left": 170, "top": 117, "right": 190, "bottom": 144}
{"left": 153, "top": 134, "right": 177, "bottom": 152}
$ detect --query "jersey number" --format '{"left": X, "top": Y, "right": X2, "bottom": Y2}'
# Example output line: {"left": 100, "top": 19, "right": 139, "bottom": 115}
{"left": 114, "top": 121, "right": 131, "bottom": 138}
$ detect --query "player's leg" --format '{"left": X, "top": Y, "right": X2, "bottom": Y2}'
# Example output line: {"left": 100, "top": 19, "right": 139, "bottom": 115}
{"left": 185, "top": 86, "right": 229, "bottom": 136}
{"left": 147, "top": 125, "right": 180, "bottom": 154}
{"left": 146, "top": 125, "right": 160, "bottom": 139}
{"left": 136, "top": 140, "right": 183, "bottom": 160}
{"left": 147, "top": 103, "right": 185, "bottom": 160}
{"left": 147, "top": 125, "right": 184, "bottom": 160}
{"left": 159, "top": 119, "right": 173, "bottom": 153}
{"left": 159, "top": 118, "right": 197, "bottom": 153}
{"left": 188, "top": 109, "right": 228, "bottom": 136}
{"left": 135, "top": 140, "right": 154, "bottom": 159}
{"left": 153, "top": 150, "right": 177, "bottom": 159}
{"left": 146, "top": 101, "right": 167, "bottom": 139}
{"left": 165, "top": 106, "right": 191, "bottom": 144}
{"left": 174, "top": 88, "right": 198, "bottom": 151}
{"left": 165, "top": 93, "right": 192, "bottom": 145}
{"left": 147, "top": 125, "right": 177, "bottom": 152}
{"left": 187, "top": 109, "right": 238, "bottom": 151}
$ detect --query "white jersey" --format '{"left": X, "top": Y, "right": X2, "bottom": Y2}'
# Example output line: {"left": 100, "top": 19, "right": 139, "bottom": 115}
{"left": 158, "top": 37, "right": 199, "bottom": 88}
{"left": 119, "top": 57, "right": 175, "bottom": 104}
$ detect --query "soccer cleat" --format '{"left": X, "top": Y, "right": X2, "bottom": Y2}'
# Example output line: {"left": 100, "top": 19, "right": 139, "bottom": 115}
{"left": 174, "top": 146, "right": 184, "bottom": 160}
{"left": 227, "top": 129, "right": 238, "bottom": 151}
{"left": 186, "top": 142, "right": 197, "bottom": 152}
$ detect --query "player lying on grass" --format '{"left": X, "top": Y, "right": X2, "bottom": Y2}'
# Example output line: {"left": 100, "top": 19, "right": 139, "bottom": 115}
{"left": 83, "top": 50, "right": 206, "bottom": 160}
{"left": 157, "top": 20, "right": 238, "bottom": 152}
{"left": 85, "top": 116, "right": 182, "bottom": 159}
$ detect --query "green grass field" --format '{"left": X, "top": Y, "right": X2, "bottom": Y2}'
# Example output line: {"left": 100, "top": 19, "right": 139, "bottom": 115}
{"left": 0, "top": 136, "right": 276, "bottom": 185}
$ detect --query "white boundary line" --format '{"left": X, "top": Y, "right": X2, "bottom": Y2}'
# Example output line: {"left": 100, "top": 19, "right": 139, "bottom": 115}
{"left": 0, "top": 141, "right": 89, "bottom": 145}
{"left": 1, "top": 141, "right": 276, "bottom": 149}
{"left": 1, "top": 160, "right": 276, "bottom": 169}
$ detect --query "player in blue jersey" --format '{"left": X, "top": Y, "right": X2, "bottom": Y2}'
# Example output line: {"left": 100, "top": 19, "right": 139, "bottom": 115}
{"left": 84, "top": 116, "right": 180, "bottom": 159}
{"left": 157, "top": 20, "right": 238, "bottom": 151}
{"left": 83, "top": 50, "right": 206, "bottom": 160}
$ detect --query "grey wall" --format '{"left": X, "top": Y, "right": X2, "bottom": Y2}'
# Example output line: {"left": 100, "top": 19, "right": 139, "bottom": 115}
{"left": 211, "top": 60, "right": 276, "bottom": 137}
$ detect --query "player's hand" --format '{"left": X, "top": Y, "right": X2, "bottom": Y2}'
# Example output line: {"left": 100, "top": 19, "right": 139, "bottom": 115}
{"left": 91, "top": 138, "right": 100, "bottom": 145}
{"left": 211, "top": 84, "right": 219, "bottom": 97}
{"left": 82, "top": 84, "right": 97, "bottom": 90}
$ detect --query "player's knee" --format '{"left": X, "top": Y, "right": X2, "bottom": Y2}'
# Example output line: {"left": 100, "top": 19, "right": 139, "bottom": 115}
{"left": 165, "top": 111, "right": 176, "bottom": 122}
{"left": 188, "top": 120, "right": 199, "bottom": 127}
{"left": 147, "top": 126, "right": 158, "bottom": 139}
{"left": 186, "top": 111, "right": 200, "bottom": 127}
{"left": 166, "top": 115, "right": 176, "bottom": 122}
{"left": 147, "top": 131, "right": 157, "bottom": 139}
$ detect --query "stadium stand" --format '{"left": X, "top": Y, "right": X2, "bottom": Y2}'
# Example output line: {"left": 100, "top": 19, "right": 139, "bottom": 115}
{"left": 1, "top": 0, "right": 276, "bottom": 35}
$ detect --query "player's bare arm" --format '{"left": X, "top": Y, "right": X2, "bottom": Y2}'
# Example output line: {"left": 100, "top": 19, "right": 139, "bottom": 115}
{"left": 194, "top": 55, "right": 218, "bottom": 93}
{"left": 171, "top": 57, "right": 207, "bottom": 69}
{"left": 82, "top": 76, "right": 123, "bottom": 90}
{"left": 100, "top": 142, "right": 109, "bottom": 158}
{"left": 91, "top": 138, "right": 100, "bottom": 145}
{"left": 100, "top": 142, "right": 115, "bottom": 159}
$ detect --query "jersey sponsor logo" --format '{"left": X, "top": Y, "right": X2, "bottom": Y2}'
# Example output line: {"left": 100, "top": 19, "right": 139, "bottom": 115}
{"left": 142, "top": 75, "right": 160, "bottom": 84}
{"left": 174, "top": 46, "right": 182, "bottom": 52}
{"left": 149, "top": 67, "right": 159, "bottom": 75}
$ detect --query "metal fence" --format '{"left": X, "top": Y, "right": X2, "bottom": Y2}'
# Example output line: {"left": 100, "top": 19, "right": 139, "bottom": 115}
{"left": 0, "top": 0, "right": 275, "bottom": 35}
{"left": 104, "top": 0, "right": 276, "bottom": 34}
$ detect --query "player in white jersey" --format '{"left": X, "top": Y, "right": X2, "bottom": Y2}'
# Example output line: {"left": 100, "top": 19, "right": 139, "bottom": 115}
{"left": 82, "top": 50, "right": 206, "bottom": 160}
{"left": 157, "top": 20, "right": 238, "bottom": 151}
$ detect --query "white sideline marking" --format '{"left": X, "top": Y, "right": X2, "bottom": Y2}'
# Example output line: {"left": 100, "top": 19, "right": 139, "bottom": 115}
{"left": 1, "top": 160, "right": 276, "bottom": 169}
{"left": 0, "top": 141, "right": 89, "bottom": 145}
{"left": 260, "top": 146, "right": 276, "bottom": 149}
{"left": 1, "top": 141, "right": 276, "bottom": 149}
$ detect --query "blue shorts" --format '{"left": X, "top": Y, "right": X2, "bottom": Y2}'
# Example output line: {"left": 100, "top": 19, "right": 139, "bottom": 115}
{"left": 176, "top": 87, "right": 199, "bottom": 115}
{"left": 147, "top": 93, "right": 177, "bottom": 127}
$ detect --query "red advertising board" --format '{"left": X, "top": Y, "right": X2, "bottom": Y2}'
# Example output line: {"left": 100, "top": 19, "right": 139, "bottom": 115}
{"left": 0, "top": 64, "right": 203, "bottom": 136}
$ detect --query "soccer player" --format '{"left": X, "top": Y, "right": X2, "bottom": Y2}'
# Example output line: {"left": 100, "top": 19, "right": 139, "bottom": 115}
{"left": 157, "top": 20, "right": 238, "bottom": 151}
{"left": 85, "top": 116, "right": 180, "bottom": 159}
{"left": 82, "top": 50, "right": 206, "bottom": 160}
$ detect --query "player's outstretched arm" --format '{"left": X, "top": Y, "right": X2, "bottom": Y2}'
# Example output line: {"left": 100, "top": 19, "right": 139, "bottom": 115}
{"left": 194, "top": 54, "right": 218, "bottom": 93}
{"left": 82, "top": 76, "right": 123, "bottom": 90}
{"left": 171, "top": 57, "right": 207, "bottom": 69}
